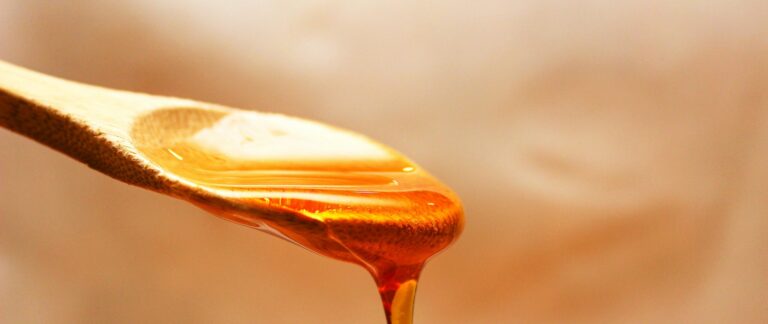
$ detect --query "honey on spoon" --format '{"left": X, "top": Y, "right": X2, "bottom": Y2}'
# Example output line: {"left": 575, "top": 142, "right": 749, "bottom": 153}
{"left": 0, "top": 61, "right": 464, "bottom": 323}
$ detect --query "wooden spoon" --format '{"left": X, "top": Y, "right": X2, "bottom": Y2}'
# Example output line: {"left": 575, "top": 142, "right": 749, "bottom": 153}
{"left": 0, "top": 60, "right": 462, "bottom": 324}
{"left": 0, "top": 58, "right": 461, "bottom": 259}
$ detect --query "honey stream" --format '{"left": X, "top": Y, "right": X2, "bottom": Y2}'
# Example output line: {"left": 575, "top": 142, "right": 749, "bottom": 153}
{"left": 131, "top": 108, "right": 464, "bottom": 323}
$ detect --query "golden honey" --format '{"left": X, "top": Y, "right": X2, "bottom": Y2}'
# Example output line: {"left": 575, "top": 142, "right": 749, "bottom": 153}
{"left": 132, "top": 108, "right": 464, "bottom": 323}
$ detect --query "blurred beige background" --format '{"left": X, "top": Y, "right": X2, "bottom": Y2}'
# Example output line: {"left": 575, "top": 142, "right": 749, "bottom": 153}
{"left": 1, "top": 1, "right": 767, "bottom": 323}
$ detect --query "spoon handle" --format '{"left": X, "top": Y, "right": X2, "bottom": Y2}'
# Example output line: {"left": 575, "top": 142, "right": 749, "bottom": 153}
{"left": 0, "top": 60, "right": 187, "bottom": 185}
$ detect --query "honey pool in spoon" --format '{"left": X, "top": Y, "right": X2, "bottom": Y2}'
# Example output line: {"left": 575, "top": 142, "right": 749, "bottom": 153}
{"left": 131, "top": 108, "right": 464, "bottom": 324}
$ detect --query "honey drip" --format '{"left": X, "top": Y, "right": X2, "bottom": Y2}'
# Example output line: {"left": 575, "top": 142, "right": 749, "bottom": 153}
{"left": 131, "top": 108, "right": 464, "bottom": 323}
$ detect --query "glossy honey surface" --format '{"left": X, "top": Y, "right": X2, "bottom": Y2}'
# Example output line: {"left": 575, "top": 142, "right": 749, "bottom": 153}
{"left": 131, "top": 108, "right": 464, "bottom": 323}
